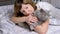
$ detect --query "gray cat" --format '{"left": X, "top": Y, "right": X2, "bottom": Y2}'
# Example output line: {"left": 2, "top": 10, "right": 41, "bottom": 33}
{"left": 30, "top": 9, "right": 50, "bottom": 30}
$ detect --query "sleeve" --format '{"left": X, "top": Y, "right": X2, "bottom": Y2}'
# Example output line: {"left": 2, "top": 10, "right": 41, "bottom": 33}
{"left": 36, "top": 2, "right": 52, "bottom": 11}
{"left": 36, "top": 2, "right": 60, "bottom": 19}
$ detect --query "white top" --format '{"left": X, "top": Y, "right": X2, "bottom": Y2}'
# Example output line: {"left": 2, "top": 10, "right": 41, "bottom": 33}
{"left": 36, "top": 2, "right": 52, "bottom": 11}
{"left": 36, "top": 2, "right": 60, "bottom": 19}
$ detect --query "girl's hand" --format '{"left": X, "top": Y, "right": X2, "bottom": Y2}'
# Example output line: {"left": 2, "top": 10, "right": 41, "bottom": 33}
{"left": 25, "top": 15, "right": 38, "bottom": 25}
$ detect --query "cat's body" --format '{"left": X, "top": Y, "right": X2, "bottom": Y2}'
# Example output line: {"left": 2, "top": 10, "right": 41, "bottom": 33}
{"left": 30, "top": 9, "right": 49, "bottom": 30}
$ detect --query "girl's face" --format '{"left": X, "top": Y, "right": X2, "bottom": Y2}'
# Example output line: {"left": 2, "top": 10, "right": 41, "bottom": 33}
{"left": 20, "top": 4, "right": 34, "bottom": 16}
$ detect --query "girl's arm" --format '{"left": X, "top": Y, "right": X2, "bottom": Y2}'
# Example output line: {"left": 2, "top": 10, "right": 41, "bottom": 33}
{"left": 34, "top": 19, "right": 49, "bottom": 34}
{"left": 10, "top": 16, "right": 27, "bottom": 23}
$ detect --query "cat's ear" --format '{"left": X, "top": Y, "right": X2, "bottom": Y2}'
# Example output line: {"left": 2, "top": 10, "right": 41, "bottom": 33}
{"left": 40, "top": 8, "right": 46, "bottom": 13}
{"left": 40, "top": 8, "right": 43, "bottom": 11}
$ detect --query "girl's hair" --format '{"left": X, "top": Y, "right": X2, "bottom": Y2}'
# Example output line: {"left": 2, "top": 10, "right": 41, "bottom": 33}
{"left": 14, "top": 0, "right": 37, "bottom": 30}
{"left": 14, "top": 0, "right": 37, "bottom": 17}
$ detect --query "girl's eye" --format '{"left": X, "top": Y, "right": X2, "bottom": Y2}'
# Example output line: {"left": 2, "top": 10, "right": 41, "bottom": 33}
{"left": 22, "top": 10, "right": 25, "bottom": 12}
{"left": 25, "top": 7, "right": 28, "bottom": 9}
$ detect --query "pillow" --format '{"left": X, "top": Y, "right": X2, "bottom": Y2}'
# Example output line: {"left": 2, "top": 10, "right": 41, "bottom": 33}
{"left": 0, "top": 5, "right": 14, "bottom": 19}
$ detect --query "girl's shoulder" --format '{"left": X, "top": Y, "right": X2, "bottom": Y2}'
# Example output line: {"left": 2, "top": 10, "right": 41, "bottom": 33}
{"left": 36, "top": 2, "right": 52, "bottom": 11}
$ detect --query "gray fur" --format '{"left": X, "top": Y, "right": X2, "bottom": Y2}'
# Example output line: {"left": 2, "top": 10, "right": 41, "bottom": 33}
{"left": 30, "top": 9, "right": 49, "bottom": 30}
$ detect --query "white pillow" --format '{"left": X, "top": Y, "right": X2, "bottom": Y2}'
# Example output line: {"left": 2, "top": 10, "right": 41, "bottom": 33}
{"left": 0, "top": 5, "right": 14, "bottom": 19}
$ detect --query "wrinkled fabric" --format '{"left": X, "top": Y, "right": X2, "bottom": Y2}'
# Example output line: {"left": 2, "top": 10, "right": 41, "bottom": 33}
{"left": 0, "top": 16, "right": 38, "bottom": 34}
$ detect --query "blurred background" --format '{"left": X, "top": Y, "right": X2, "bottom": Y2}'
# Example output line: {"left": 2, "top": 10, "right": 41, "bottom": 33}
{"left": 0, "top": 0, "right": 14, "bottom": 6}
{"left": 0, "top": 0, "right": 60, "bottom": 9}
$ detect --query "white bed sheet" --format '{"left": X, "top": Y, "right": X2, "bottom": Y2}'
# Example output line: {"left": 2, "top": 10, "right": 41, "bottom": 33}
{"left": 47, "top": 18, "right": 60, "bottom": 34}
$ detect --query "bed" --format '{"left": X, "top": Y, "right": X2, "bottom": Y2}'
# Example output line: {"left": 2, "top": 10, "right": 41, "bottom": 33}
{"left": 0, "top": 4, "right": 60, "bottom": 34}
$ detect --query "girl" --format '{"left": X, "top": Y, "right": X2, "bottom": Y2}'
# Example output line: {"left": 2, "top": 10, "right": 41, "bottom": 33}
{"left": 0, "top": 0, "right": 49, "bottom": 34}
{"left": 11, "top": 0, "right": 49, "bottom": 34}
